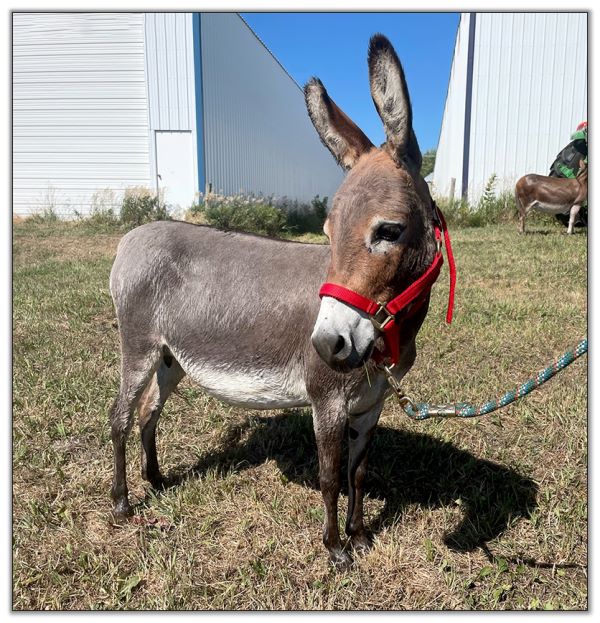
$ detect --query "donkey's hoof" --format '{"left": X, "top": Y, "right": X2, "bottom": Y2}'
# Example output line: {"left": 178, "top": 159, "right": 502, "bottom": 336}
{"left": 329, "top": 548, "right": 353, "bottom": 570}
{"left": 142, "top": 467, "right": 167, "bottom": 489}
{"left": 350, "top": 532, "right": 373, "bottom": 555}
{"left": 111, "top": 501, "right": 133, "bottom": 524}
{"left": 149, "top": 475, "right": 167, "bottom": 491}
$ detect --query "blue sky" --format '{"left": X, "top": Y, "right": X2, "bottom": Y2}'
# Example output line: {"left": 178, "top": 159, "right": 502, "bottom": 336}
{"left": 241, "top": 12, "right": 460, "bottom": 152}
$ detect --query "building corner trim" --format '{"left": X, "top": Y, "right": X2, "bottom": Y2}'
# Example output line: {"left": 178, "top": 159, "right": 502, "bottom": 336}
{"left": 461, "top": 12, "right": 476, "bottom": 199}
{"left": 193, "top": 13, "right": 206, "bottom": 195}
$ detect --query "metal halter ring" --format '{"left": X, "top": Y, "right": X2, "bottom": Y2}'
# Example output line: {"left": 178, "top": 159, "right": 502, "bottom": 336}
{"left": 370, "top": 302, "right": 395, "bottom": 332}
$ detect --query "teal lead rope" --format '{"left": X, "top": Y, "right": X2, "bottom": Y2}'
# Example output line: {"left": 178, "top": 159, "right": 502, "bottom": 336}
{"left": 384, "top": 338, "right": 588, "bottom": 421}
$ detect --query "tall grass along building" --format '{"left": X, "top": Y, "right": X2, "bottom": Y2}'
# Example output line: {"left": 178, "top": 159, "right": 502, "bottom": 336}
{"left": 13, "top": 12, "right": 344, "bottom": 217}
{"left": 433, "top": 12, "right": 587, "bottom": 203}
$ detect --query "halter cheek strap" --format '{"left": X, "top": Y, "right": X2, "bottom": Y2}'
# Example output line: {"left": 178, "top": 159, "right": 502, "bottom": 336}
{"left": 318, "top": 205, "right": 456, "bottom": 366}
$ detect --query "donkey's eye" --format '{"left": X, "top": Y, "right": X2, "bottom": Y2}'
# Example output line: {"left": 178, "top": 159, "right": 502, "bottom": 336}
{"left": 374, "top": 222, "right": 405, "bottom": 243}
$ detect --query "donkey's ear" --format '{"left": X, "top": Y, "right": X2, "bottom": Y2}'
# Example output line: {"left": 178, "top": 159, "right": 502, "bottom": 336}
{"left": 304, "top": 77, "right": 374, "bottom": 170}
{"left": 368, "top": 34, "right": 422, "bottom": 171}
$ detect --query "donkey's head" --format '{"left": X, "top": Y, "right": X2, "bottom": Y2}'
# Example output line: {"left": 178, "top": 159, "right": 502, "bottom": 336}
{"left": 306, "top": 34, "right": 438, "bottom": 372}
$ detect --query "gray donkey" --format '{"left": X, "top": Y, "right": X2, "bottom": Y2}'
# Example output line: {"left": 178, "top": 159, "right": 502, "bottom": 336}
{"left": 109, "top": 34, "right": 439, "bottom": 568}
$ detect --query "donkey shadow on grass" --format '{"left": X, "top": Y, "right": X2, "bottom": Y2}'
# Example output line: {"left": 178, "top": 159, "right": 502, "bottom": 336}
{"left": 156, "top": 408, "right": 537, "bottom": 555}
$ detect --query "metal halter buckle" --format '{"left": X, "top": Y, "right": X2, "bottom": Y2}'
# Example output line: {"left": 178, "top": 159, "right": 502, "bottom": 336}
{"left": 370, "top": 302, "right": 395, "bottom": 332}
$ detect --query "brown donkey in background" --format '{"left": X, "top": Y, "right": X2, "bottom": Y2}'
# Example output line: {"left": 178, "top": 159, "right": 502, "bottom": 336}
{"left": 515, "top": 161, "right": 588, "bottom": 234}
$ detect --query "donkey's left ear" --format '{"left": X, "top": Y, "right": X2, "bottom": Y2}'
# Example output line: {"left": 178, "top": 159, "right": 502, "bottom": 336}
{"left": 304, "top": 77, "right": 374, "bottom": 170}
{"left": 368, "top": 34, "right": 422, "bottom": 172}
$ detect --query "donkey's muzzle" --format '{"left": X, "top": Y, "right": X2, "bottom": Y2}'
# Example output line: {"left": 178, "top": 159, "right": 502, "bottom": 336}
{"left": 311, "top": 297, "right": 377, "bottom": 371}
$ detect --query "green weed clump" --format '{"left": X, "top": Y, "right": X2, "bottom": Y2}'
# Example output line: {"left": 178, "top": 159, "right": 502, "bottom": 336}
{"left": 27, "top": 207, "right": 60, "bottom": 224}
{"left": 22, "top": 186, "right": 329, "bottom": 238}
{"left": 21, "top": 186, "right": 169, "bottom": 233}
{"left": 283, "top": 195, "right": 328, "bottom": 235}
{"left": 188, "top": 195, "right": 287, "bottom": 237}
{"left": 187, "top": 193, "right": 328, "bottom": 238}
{"left": 119, "top": 186, "right": 168, "bottom": 228}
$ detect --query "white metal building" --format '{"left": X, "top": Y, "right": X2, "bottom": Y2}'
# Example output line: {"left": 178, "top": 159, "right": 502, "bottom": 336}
{"left": 13, "top": 12, "right": 344, "bottom": 217}
{"left": 433, "top": 12, "right": 587, "bottom": 202}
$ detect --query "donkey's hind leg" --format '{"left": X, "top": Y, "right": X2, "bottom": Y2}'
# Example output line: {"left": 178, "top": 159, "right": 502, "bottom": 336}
{"left": 110, "top": 343, "right": 162, "bottom": 521}
{"left": 516, "top": 195, "right": 528, "bottom": 234}
{"left": 138, "top": 352, "right": 185, "bottom": 489}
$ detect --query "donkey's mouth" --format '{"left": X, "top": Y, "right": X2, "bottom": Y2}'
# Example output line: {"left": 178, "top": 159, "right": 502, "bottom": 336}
{"left": 312, "top": 334, "right": 375, "bottom": 373}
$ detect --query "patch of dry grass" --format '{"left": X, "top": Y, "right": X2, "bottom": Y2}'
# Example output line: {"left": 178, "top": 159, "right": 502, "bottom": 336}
{"left": 12, "top": 221, "right": 586, "bottom": 610}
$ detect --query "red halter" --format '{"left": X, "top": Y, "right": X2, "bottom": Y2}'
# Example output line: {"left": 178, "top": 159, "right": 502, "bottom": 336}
{"left": 318, "top": 204, "right": 456, "bottom": 366}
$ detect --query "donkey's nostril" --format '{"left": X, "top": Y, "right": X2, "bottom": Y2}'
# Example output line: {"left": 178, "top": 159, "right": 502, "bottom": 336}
{"left": 333, "top": 335, "right": 346, "bottom": 356}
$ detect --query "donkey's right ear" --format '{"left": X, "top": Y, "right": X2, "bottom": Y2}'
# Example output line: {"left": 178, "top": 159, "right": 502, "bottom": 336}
{"left": 368, "top": 34, "right": 422, "bottom": 172}
{"left": 304, "top": 77, "right": 374, "bottom": 170}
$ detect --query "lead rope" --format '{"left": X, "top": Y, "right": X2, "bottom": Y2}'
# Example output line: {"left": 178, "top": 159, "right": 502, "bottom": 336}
{"left": 383, "top": 338, "right": 587, "bottom": 420}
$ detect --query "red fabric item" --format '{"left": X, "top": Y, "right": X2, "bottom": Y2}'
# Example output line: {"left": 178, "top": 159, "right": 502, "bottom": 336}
{"left": 318, "top": 204, "right": 456, "bottom": 365}
{"left": 318, "top": 283, "right": 380, "bottom": 316}
{"left": 437, "top": 207, "right": 456, "bottom": 324}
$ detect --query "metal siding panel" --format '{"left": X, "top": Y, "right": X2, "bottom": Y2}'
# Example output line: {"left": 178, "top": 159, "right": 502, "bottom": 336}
{"left": 13, "top": 136, "right": 150, "bottom": 151}
{"left": 436, "top": 13, "right": 587, "bottom": 202}
{"left": 469, "top": 13, "right": 486, "bottom": 197}
{"left": 433, "top": 14, "right": 470, "bottom": 199}
{"left": 13, "top": 53, "right": 146, "bottom": 70}
{"left": 13, "top": 98, "right": 147, "bottom": 111}
{"left": 13, "top": 108, "right": 147, "bottom": 127}
{"left": 144, "top": 13, "right": 197, "bottom": 202}
{"left": 155, "top": 15, "right": 168, "bottom": 128}
{"left": 510, "top": 14, "right": 525, "bottom": 177}
{"left": 192, "top": 13, "right": 204, "bottom": 194}
{"left": 465, "top": 12, "right": 587, "bottom": 201}
{"left": 12, "top": 13, "right": 146, "bottom": 44}
{"left": 14, "top": 43, "right": 146, "bottom": 56}
{"left": 186, "top": 16, "right": 195, "bottom": 133}
{"left": 12, "top": 12, "right": 150, "bottom": 216}
{"left": 144, "top": 14, "right": 158, "bottom": 130}
{"left": 200, "top": 13, "right": 343, "bottom": 202}
{"left": 176, "top": 14, "right": 187, "bottom": 128}
{"left": 166, "top": 14, "right": 178, "bottom": 129}
{"left": 14, "top": 163, "right": 150, "bottom": 177}
{"left": 15, "top": 82, "right": 146, "bottom": 99}
{"left": 145, "top": 13, "right": 193, "bottom": 131}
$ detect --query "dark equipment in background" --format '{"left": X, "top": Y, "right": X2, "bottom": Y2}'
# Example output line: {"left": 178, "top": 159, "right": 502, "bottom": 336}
{"left": 549, "top": 121, "right": 588, "bottom": 227}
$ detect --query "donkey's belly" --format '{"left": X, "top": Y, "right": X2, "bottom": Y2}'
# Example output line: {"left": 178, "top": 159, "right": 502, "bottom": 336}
{"left": 169, "top": 347, "right": 311, "bottom": 409}
{"left": 533, "top": 201, "right": 572, "bottom": 215}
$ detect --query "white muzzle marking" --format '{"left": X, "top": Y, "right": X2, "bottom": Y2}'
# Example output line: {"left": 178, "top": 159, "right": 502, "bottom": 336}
{"left": 311, "top": 296, "right": 377, "bottom": 367}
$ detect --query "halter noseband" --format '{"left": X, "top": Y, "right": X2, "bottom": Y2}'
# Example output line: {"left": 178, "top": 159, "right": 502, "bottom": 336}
{"left": 318, "top": 204, "right": 456, "bottom": 366}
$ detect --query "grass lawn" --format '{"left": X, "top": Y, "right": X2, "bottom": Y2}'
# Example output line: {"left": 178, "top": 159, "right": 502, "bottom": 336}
{"left": 12, "top": 219, "right": 587, "bottom": 610}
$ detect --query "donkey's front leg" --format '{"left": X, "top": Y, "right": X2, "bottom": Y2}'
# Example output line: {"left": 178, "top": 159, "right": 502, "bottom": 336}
{"left": 567, "top": 204, "right": 581, "bottom": 234}
{"left": 346, "top": 404, "right": 383, "bottom": 553}
{"left": 312, "top": 403, "right": 350, "bottom": 568}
